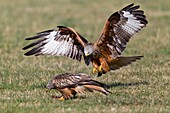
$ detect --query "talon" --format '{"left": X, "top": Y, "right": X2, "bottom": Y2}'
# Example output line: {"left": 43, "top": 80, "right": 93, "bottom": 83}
{"left": 98, "top": 66, "right": 102, "bottom": 72}
{"left": 46, "top": 89, "right": 50, "bottom": 92}
{"left": 93, "top": 68, "right": 97, "bottom": 73}
{"left": 58, "top": 96, "right": 65, "bottom": 101}
{"left": 97, "top": 66, "right": 104, "bottom": 77}
{"left": 97, "top": 72, "right": 102, "bottom": 77}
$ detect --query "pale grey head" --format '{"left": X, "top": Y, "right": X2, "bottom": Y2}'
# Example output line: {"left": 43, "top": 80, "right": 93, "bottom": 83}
{"left": 46, "top": 80, "right": 55, "bottom": 90}
{"left": 84, "top": 43, "right": 94, "bottom": 56}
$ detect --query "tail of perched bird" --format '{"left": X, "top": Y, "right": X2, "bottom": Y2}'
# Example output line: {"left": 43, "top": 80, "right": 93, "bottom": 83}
{"left": 109, "top": 56, "right": 143, "bottom": 70}
{"left": 80, "top": 80, "right": 112, "bottom": 95}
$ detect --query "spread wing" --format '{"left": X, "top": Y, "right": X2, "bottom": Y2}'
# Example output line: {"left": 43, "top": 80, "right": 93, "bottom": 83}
{"left": 22, "top": 26, "right": 88, "bottom": 61}
{"left": 96, "top": 3, "right": 148, "bottom": 58}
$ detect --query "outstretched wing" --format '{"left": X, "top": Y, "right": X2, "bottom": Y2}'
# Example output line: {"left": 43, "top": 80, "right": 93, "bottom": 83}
{"left": 23, "top": 26, "right": 88, "bottom": 61}
{"left": 96, "top": 3, "right": 148, "bottom": 58}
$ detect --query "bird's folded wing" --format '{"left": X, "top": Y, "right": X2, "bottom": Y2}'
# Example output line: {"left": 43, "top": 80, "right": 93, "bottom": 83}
{"left": 23, "top": 26, "right": 88, "bottom": 61}
{"left": 96, "top": 3, "right": 148, "bottom": 58}
{"left": 52, "top": 73, "right": 87, "bottom": 88}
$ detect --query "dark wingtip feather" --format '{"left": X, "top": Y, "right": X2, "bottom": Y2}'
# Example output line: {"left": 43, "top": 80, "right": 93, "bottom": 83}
{"left": 57, "top": 25, "right": 67, "bottom": 28}
{"left": 22, "top": 47, "right": 26, "bottom": 50}
{"left": 22, "top": 42, "right": 37, "bottom": 50}
{"left": 134, "top": 14, "right": 146, "bottom": 19}
{"left": 25, "top": 34, "right": 48, "bottom": 40}
{"left": 24, "top": 47, "right": 42, "bottom": 56}
{"left": 141, "top": 19, "right": 148, "bottom": 25}
{"left": 132, "top": 10, "right": 144, "bottom": 15}
{"left": 37, "top": 29, "right": 54, "bottom": 34}
{"left": 133, "top": 13, "right": 148, "bottom": 26}
{"left": 22, "top": 38, "right": 46, "bottom": 50}
{"left": 25, "top": 36, "right": 41, "bottom": 40}
{"left": 128, "top": 5, "right": 140, "bottom": 12}
{"left": 121, "top": 3, "right": 134, "bottom": 11}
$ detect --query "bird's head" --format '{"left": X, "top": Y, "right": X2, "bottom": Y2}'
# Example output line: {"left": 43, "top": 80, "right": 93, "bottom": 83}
{"left": 46, "top": 80, "right": 55, "bottom": 91}
{"left": 84, "top": 43, "right": 94, "bottom": 56}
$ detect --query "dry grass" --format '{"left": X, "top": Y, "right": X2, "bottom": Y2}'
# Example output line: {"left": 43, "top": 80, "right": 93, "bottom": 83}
{"left": 0, "top": 0, "right": 170, "bottom": 113}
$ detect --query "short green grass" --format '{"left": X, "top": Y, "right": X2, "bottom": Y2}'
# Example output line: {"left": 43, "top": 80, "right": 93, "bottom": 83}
{"left": 0, "top": 0, "right": 170, "bottom": 112}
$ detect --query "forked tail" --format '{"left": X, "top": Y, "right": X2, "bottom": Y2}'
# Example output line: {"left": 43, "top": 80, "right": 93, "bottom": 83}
{"left": 82, "top": 80, "right": 112, "bottom": 95}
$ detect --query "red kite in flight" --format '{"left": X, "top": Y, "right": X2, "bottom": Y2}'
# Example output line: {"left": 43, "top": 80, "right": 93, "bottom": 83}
{"left": 23, "top": 3, "right": 148, "bottom": 76}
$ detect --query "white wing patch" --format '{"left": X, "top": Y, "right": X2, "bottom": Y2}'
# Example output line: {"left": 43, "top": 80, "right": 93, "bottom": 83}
{"left": 40, "top": 31, "right": 82, "bottom": 61}
{"left": 23, "top": 27, "right": 84, "bottom": 61}
{"left": 121, "top": 11, "right": 145, "bottom": 36}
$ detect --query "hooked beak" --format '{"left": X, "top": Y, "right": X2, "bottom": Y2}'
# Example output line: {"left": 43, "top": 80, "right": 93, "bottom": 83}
{"left": 85, "top": 52, "right": 90, "bottom": 56}
{"left": 85, "top": 53, "right": 88, "bottom": 56}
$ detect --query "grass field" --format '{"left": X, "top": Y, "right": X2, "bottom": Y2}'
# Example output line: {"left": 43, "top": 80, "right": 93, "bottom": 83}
{"left": 0, "top": 0, "right": 170, "bottom": 112}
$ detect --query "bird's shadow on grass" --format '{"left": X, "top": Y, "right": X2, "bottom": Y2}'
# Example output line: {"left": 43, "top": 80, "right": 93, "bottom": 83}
{"left": 107, "top": 81, "right": 149, "bottom": 89}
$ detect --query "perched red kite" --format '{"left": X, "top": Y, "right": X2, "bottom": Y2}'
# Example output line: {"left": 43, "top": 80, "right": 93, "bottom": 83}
{"left": 46, "top": 73, "right": 111, "bottom": 100}
{"left": 23, "top": 3, "right": 148, "bottom": 76}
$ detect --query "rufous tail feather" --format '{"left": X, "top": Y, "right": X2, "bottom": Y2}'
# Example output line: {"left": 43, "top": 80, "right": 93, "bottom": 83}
{"left": 109, "top": 56, "right": 143, "bottom": 70}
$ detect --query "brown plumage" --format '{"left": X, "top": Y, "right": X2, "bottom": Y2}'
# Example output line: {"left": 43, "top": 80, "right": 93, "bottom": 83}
{"left": 46, "top": 73, "right": 111, "bottom": 100}
{"left": 23, "top": 3, "right": 148, "bottom": 76}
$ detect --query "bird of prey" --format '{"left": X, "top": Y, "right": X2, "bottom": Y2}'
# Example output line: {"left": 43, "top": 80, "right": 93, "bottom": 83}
{"left": 23, "top": 3, "right": 148, "bottom": 76}
{"left": 46, "top": 73, "right": 111, "bottom": 100}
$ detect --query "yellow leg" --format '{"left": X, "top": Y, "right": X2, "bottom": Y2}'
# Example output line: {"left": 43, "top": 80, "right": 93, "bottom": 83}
{"left": 58, "top": 96, "right": 65, "bottom": 101}
{"left": 98, "top": 66, "right": 102, "bottom": 73}
{"left": 93, "top": 68, "right": 97, "bottom": 73}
